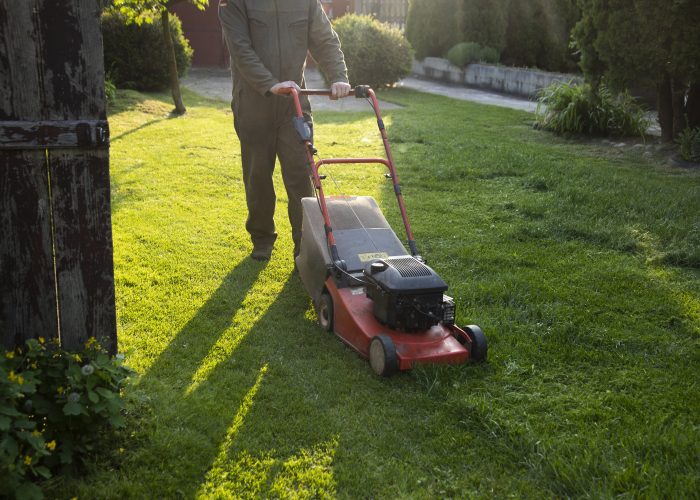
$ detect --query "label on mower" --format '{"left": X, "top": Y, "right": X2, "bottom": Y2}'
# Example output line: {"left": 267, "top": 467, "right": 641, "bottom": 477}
{"left": 358, "top": 252, "right": 389, "bottom": 263}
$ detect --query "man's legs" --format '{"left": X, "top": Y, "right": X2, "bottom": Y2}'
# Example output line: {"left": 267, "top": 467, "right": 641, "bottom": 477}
{"left": 234, "top": 88, "right": 278, "bottom": 259}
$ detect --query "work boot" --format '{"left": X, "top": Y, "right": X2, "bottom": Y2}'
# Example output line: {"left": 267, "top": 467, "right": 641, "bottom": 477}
{"left": 251, "top": 245, "right": 273, "bottom": 261}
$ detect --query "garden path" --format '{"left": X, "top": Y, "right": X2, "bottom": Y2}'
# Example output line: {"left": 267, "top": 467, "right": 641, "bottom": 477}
{"left": 181, "top": 67, "right": 535, "bottom": 112}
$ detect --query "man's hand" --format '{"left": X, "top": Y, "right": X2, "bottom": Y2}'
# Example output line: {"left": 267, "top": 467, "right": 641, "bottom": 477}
{"left": 330, "top": 81, "right": 351, "bottom": 100}
{"left": 269, "top": 81, "right": 300, "bottom": 95}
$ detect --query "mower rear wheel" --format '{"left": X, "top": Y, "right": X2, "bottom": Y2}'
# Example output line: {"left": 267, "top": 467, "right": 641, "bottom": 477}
{"left": 369, "top": 335, "right": 398, "bottom": 377}
{"left": 464, "top": 325, "right": 487, "bottom": 362}
{"left": 318, "top": 293, "right": 334, "bottom": 332}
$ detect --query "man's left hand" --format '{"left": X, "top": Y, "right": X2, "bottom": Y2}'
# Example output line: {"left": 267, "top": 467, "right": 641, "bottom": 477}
{"left": 330, "top": 82, "right": 352, "bottom": 100}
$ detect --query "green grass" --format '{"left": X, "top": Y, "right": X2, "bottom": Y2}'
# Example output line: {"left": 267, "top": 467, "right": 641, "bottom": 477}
{"left": 47, "top": 87, "right": 699, "bottom": 498}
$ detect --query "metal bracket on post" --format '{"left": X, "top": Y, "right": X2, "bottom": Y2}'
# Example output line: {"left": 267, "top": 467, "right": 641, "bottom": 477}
{"left": 0, "top": 120, "right": 110, "bottom": 150}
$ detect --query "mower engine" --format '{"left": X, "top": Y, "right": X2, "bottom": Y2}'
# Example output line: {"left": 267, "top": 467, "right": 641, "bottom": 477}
{"left": 363, "top": 256, "right": 456, "bottom": 332}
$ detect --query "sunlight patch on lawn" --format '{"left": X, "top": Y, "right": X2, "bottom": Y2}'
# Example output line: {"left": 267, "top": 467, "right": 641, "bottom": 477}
{"left": 197, "top": 363, "right": 269, "bottom": 497}
{"left": 197, "top": 438, "right": 339, "bottom": 499}
{"left": 185, "top": 265, "right": 292, "bottom": 395}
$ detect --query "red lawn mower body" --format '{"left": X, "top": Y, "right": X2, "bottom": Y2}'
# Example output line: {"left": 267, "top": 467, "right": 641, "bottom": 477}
{"left": 290, "top": 86, "right": 486, "bottom": 376}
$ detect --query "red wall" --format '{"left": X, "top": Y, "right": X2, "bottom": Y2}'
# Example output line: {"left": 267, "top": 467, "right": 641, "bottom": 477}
{"left": 171, "top": 2, "right": 228, "bottom": 67}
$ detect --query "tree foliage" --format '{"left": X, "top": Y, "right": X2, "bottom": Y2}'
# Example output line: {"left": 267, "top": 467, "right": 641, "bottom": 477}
{"left": 573, "top": 0, "right": 700, "bottom": 140}
{"left": 460, "top": 0, "right": 509, "bottom": 53}
{"left": 111, "top": 0, "right": 207, "bottom": 23}
{"left": 407, "top": 0, "right": 579, "bottom": 72}
{"left": 405, "top": 0, "right": 462, "bottom": 59}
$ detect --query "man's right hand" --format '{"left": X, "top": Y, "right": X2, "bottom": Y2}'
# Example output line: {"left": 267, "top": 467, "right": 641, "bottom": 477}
{"left": 269, "top": 81, "right": 300, "bottom": 95}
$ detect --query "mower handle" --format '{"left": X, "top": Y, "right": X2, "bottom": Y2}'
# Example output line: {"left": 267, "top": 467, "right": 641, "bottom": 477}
{"left": 279, "top": 85, "right": 372, "bottom": 99}
{"left": 283, "top": 84, "right": 421, "bottom": 260}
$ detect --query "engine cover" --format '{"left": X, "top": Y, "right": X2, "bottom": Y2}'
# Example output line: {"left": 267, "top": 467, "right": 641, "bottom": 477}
{"left": 363, "top": 256, "right": 455, "bottom": 331}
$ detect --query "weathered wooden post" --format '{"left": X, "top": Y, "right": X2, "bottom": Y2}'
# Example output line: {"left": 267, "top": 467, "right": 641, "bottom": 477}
{"left": 0, "top": 0, "right": 117, "bottom": 353}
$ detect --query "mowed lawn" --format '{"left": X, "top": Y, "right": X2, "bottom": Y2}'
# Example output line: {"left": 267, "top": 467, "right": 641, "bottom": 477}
{"left": 50, "top": 87, "right": 699, "bottom": 498}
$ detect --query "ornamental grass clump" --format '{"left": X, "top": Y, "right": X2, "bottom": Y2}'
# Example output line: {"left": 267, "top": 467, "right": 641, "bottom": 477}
{"left": 535, "top": 81, "right": 650, "bottom": 138}
{"left": 676, "top": 127, "right": 700, "bottom": 163}
{"left": 1, "top": 338, "right": 132, "bottom": 499}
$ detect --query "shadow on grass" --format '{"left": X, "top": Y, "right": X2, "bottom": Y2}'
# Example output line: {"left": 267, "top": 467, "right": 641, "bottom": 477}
{"left": 110, "top": 115, "right": 177, "bottom": 143}
{"left": 125, "top": 265, "right": 310, "bottom": 496}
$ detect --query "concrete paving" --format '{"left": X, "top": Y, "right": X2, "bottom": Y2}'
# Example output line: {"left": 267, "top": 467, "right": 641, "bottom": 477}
{"left": 181, "top": 67, "right": 401, "bottom": 111}
{"left": 397, "top": 76, "right": 537, "bottom": 112}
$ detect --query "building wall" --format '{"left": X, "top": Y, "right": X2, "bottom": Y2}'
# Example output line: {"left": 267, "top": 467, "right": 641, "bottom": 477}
{"left": 171, "top": 2, "right": 228, "bottom": 67}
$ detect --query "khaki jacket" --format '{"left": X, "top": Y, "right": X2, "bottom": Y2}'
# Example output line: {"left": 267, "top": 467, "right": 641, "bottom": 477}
{"left": 219, "top": 0, "right": 348, "bottom": 98}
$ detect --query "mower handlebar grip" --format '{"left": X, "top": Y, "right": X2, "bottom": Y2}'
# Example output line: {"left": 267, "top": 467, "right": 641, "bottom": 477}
{"left": 286, "top": 86, "right": 373, "bottom": 98}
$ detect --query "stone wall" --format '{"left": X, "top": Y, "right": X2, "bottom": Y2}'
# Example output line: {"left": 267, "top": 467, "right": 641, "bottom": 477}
{"left": 413, "top": 57, "right": 583, "bottom": 98}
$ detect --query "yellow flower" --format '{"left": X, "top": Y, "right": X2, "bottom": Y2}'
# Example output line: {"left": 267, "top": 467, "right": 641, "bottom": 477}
{"left": 17, "top": 375, "right": 24, "bottom": 385}
{"left": 86, "top": 337, "right": 97, "bottom": 348}
{"left": 38, "top": 337, "right": 45, "bottom": 344}
{"left": 24, "top": 455, "right": 32, "bottom": 465}
{"left": 57, "top": 386, "right": 65, "bottom": 394}
{"left": 119, "top": 448, "right": 125, "bottom": 454}
{"left": 5, "top": 351, "right": 14, "bottom": 359}
{"left": 73, "top": 354, "right": 82, "bottom": 362}
{"left": 30, "top": 362, "right": 37, "bottom": 369}
{"left": 32, "top": 430, "right": 41, "bottom": 437}
{"left": 8, "top": 371, "right": 16, "bottom": 382}
{"left": 46, "top": 440, "right": 57, "bottom": 451}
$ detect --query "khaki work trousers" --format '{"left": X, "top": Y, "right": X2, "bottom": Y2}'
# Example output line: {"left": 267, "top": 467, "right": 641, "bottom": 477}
{"left": 233, "top": 84, "right": 313, "bottom": 255}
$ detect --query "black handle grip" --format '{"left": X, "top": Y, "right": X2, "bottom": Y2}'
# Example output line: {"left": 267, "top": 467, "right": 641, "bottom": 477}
{"left": 354, "top": 85, "right": 371, "bottom": 98}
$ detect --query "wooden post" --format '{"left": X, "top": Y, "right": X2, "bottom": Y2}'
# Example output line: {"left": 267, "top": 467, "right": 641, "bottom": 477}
{"left": 0, "top": 0, "right": 117, "bottom": 353}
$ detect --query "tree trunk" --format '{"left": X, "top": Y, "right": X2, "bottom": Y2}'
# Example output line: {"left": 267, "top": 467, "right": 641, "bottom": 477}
{"left": 657, "top": 72, "right": 674, "bottom": 142}
{"left": 671, "top": 78, "right": 687, "bottom": 137}
{"left": 161, "top": 9, "right": 186, "bottom": 115}
{"left": 686, "top": 82, "right": 700, "bottom": 129}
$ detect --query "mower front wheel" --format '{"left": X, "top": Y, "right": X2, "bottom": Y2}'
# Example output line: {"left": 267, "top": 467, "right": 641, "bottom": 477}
{"left": 369, "top": 335, "right": 398, "bottom": 377}
{"left": 318, "top": 292, "right": 334, "bottom": 332}
{"left": 464, "top": 325, "right": 487, "bottom": 362}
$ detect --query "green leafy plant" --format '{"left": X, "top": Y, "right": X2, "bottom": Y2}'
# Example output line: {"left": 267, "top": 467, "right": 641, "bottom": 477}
{"left": 332, "top": 14, "right": 413, "bottom": 89}
{"left": 101, "top": 10, "right": 192, "bottom": 91}
{"left": 1, "top": 338, "right": 132, "bottom": 499}
{"left": 446, "top": 41, "right": 499, "bottom": 67}
{"left": 105, "top": 75, "right": 117, "bottom": 104}
{"left": 676, "top": 127, "right": 700, "bottom": 163}
{"left": 535, "top": 81, "right": 650, "bottom": 137}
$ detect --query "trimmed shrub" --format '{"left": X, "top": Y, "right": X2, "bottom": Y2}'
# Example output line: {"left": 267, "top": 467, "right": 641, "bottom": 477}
{"left": 406, "top": 0, "right": 462, "bottom": 59}
{"left": 102, "top": 11, "right": 192, "bottom": 91}
{"left": 535, "top": 81, "right": 650, "bottom": 137}
{"left": 479, "top": 46, "right": 500, "bottom": 64}
{"left": 332, "top": 14, "right": 413, "bottom": 89}
{"left": 446, "top": 42, "right": 499, "bottom": 67}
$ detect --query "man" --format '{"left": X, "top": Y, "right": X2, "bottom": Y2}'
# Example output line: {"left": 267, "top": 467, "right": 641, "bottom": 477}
{"left": 219, "top": 0, "right": 351, "bottom": 261}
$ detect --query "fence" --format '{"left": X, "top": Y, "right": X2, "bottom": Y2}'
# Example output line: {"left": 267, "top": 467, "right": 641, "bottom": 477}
{"left": 0, "top": 0, "right": 117, "bottom": 353}
{"left": 354, "top": 0, "right": 409, "bottom": 30}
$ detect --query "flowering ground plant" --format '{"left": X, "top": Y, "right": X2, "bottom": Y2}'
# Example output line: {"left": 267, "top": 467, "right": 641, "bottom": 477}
{"left": 1, "top": 337, "right": 132, "bottom": 499}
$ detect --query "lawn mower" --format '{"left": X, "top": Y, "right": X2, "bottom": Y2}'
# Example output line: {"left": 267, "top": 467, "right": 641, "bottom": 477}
{"left": 288, "top": 85, "right": 487, "bottom": 376}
